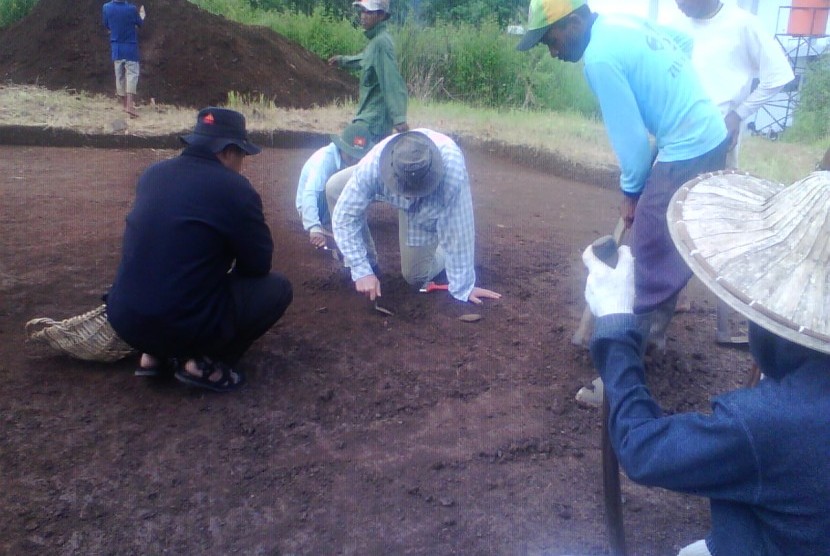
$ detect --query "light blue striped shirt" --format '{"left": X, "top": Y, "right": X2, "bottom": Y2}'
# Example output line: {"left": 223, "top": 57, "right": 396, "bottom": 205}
{"left": 332, "top": 129, "right": 477, "bottom": 301}
{"left": 295, "top": 142, "right": 344, "bottom": 232}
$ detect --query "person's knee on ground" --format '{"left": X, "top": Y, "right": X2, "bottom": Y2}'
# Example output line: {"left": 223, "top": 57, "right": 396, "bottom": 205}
{"left": 400, "top": 244, "right": 445, "bottom": 287}
{"left": 398, "top": 208, "right": 446, "bottom": 287}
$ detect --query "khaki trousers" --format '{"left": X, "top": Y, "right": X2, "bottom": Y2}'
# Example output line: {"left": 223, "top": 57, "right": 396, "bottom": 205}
{"left": 326, "top": 166, "right": 445, "bottom": 286}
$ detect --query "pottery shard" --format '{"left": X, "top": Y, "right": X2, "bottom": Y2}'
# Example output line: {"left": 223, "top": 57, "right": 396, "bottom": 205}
{"left": 458, "top": 313, "right": 482, "bottom": 323}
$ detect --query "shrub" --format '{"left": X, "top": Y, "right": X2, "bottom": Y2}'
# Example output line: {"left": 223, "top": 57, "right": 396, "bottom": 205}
{"left": 395, "top": 20, "right": 598, "bottom": 115}
{"left": 788, "top": 53, "right": 830, "bottom": 142}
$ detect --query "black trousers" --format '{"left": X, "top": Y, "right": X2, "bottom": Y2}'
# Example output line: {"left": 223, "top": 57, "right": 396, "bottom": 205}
{"left": 209, "top": 272, "right": 293, "bottom": 366}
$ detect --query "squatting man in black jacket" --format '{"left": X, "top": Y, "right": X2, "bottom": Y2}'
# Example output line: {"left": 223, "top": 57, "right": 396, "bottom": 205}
{"left": 106, "top": 108, "right": 292, "bottom": 392}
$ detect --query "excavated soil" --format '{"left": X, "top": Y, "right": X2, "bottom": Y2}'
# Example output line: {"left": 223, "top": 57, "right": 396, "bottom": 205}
{"left": 0, "top": 142, "right": 755, "bottom": 555}
{"left": 0, "top": 0, "right": 357, "bottom": 108}
{"left": 0, "top": 3, "right": 758, "bottom": 554}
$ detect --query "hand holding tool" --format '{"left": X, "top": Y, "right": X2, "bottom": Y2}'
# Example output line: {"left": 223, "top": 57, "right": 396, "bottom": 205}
{"left": 571, "top": 217, "right": 626, "bottom": 346}
{"left": 574, "top": 220, "right": 628, "bottom": 556}
{"left": 583, "top": 245, "right": 635, "bottom": 318}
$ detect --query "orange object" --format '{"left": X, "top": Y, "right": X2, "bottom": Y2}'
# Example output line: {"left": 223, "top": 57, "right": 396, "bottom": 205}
{"left": 787, "top": 0, "right": 830, "bottom": 36}
{"left": 419, "top": 282, "right": 449, "bottom": 293}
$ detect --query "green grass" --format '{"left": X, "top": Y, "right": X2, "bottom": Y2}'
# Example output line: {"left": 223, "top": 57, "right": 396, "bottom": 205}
{"left": 0, "top": 0, "right": 825, "bottom": 183}
{"left": 0, "top": 0, "right": 37, "bottom": 28}
{"left": 409, "top": 100, "right": 827, "bottom": 184}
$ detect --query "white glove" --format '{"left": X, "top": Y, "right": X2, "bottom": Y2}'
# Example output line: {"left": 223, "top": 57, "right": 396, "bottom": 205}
{"left": 582, "top": 244, "right": 635, "bottom": 317}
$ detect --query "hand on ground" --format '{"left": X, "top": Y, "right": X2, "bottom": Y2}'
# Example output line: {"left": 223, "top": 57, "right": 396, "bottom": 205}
{"left": 309, "top": 231, "right": 327, "bottom": 248}
{"left": 468, "top": 287, "right": 501, "bottom": 305}
{"left": 355, "top": 274, "right": 381, "bottom": 301}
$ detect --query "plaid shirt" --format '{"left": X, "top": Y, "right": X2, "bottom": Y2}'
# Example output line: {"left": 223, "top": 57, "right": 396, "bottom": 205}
{"left": 332, "top": 129, "right": 476, "bottom": 301}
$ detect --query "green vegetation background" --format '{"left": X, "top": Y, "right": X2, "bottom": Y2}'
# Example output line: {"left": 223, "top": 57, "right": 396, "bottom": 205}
{"left": 1, "top": 0, "right": 827, "bottom": 145}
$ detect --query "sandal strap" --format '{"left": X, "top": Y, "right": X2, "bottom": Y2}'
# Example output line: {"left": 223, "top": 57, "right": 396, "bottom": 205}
{"left": 175, "top": 357, "right": 244, "bottom": 392}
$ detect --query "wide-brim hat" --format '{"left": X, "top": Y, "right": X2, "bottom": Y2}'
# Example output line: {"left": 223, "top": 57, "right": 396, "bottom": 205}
{"left": 331, "top": 121, "right": 372, "bottom": 160}
{"left": 180, "top": 107, "right": 261, "bottom": 155}
{"left": 516, "top": 0, "right": 586, "bottom": 51}
{"left": 668, "top": 169, "right": 830, "bottom": 354}
{"left": 379, "top": 131, "right": 444, "bottom": 198}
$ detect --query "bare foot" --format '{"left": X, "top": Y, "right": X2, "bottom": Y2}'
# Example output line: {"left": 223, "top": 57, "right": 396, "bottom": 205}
{"left": 135, "top": 353, "right": 169, "bottom": 377}
{"left": 139, "top": 353, "right": 158, "bottom": 369}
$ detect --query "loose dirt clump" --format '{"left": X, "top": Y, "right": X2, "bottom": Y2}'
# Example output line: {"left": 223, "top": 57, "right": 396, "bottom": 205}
{"left": 0, "top": 0, "right": 357, "bottom": 108}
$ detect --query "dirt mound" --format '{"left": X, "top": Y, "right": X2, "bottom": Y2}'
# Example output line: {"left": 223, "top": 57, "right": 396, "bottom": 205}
{"left": 0, "top": 0, "right": 357, "bottom": 109}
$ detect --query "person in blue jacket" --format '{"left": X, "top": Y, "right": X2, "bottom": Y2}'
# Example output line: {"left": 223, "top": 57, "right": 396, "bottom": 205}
{"left": 517, "top": 0, "right": 728, "bottom": 351}
{"left": 295, "top": 122, "right": 371, "bottom": 249}
{"left": 582, "top": 169, "right": 830, "bottom": 555}
{"left": 102, "top": 0, "right": 145, "bottom": 118}
{"left": 106, "top": 108, "right": 292, "bottom": 392}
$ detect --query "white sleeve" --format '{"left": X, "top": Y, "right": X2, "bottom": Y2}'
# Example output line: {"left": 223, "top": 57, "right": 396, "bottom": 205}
{"left": 734, "top": 19, "right": 794, "bottom": 120}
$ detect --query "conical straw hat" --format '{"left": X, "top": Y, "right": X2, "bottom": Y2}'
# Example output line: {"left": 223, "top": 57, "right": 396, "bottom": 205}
{"left": 668, "top": 169, "right": 830, "bottom": 354}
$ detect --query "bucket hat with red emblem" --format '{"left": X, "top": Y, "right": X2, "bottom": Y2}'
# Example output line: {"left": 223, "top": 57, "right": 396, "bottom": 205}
{"left": 180, "top": 107, "right": 261, "bottom": 155}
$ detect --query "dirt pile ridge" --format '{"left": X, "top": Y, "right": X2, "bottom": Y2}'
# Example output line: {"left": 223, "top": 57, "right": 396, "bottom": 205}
{"left": 0, "top": 0, "right": 357, "bottom": 108}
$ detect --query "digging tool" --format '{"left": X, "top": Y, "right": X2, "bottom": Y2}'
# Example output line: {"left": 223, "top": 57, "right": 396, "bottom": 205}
{"left": 579, "top": 225, "right": 628, "bottom": 556}
{"left": 602, "top": 394, "right": 627, "bottom": 556}
{"left": 373, "top": 301, "right": 394, "bottom": 316}
{"left": 419, "top": 282, "right": 449, "bottom": 293}
{"left": 572, "top": 217, "right": 626, "bottom": 346}
{"left": 316, "top": 244, "right": 341, "bottom": 262}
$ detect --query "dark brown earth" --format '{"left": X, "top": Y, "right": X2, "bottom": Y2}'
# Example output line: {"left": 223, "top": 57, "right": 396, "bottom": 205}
{"left": 0, "top": 0, "right": 357, "bottom": 108}
{"left": 0, "top": 141, "right": 756, "bottom": 555}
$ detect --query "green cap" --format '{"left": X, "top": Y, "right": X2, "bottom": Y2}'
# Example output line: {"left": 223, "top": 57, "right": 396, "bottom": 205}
{"left": 516, "top": 0, "right": 586, "bottom": 51}
{"left": 331, "top": 122, "right": 372, "bottom": 160}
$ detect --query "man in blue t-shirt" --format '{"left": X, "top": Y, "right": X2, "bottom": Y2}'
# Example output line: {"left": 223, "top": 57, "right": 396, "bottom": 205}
{"left": 102, "top": 0, "right": 145, "bottom": 118}
{"left": 517, "top": 0, "right": 728, "bottom": 351}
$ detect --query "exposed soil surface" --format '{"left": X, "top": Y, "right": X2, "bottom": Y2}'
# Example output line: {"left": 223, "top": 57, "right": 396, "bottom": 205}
{"left": 1, "top": 143, "right": 755, "bottom": 555}
{"left": 0, "top": 0, "right": 357, "bottom": 108}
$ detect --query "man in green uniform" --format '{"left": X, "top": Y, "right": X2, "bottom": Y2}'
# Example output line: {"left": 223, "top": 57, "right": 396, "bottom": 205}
{"left": 329, "top": 0, "right": 409, "bottom": 146}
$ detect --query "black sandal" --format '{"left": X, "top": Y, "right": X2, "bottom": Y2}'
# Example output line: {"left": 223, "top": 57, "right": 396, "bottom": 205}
{"left": 174, "top": 357, "right": 245, "bottom": 393}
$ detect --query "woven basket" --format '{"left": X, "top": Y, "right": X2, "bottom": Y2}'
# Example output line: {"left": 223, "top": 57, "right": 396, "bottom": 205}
{"left": 26, "top": 304, "right": 136, "bottom": 363}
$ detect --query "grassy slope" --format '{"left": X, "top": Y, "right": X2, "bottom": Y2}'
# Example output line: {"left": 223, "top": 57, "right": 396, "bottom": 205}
{"left": 0, "top": 83, "right": 825, "bottom": 184}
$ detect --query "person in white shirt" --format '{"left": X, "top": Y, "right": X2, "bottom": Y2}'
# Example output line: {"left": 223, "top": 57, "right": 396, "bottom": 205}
{"left": 672, "top": 0, "right": 794, "bottom": 344}
{"left": 673, "top": 0, "right": 794, "bottom": 167}
{"left": 295, "top": 122, "right": 371, "bottom": 249}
